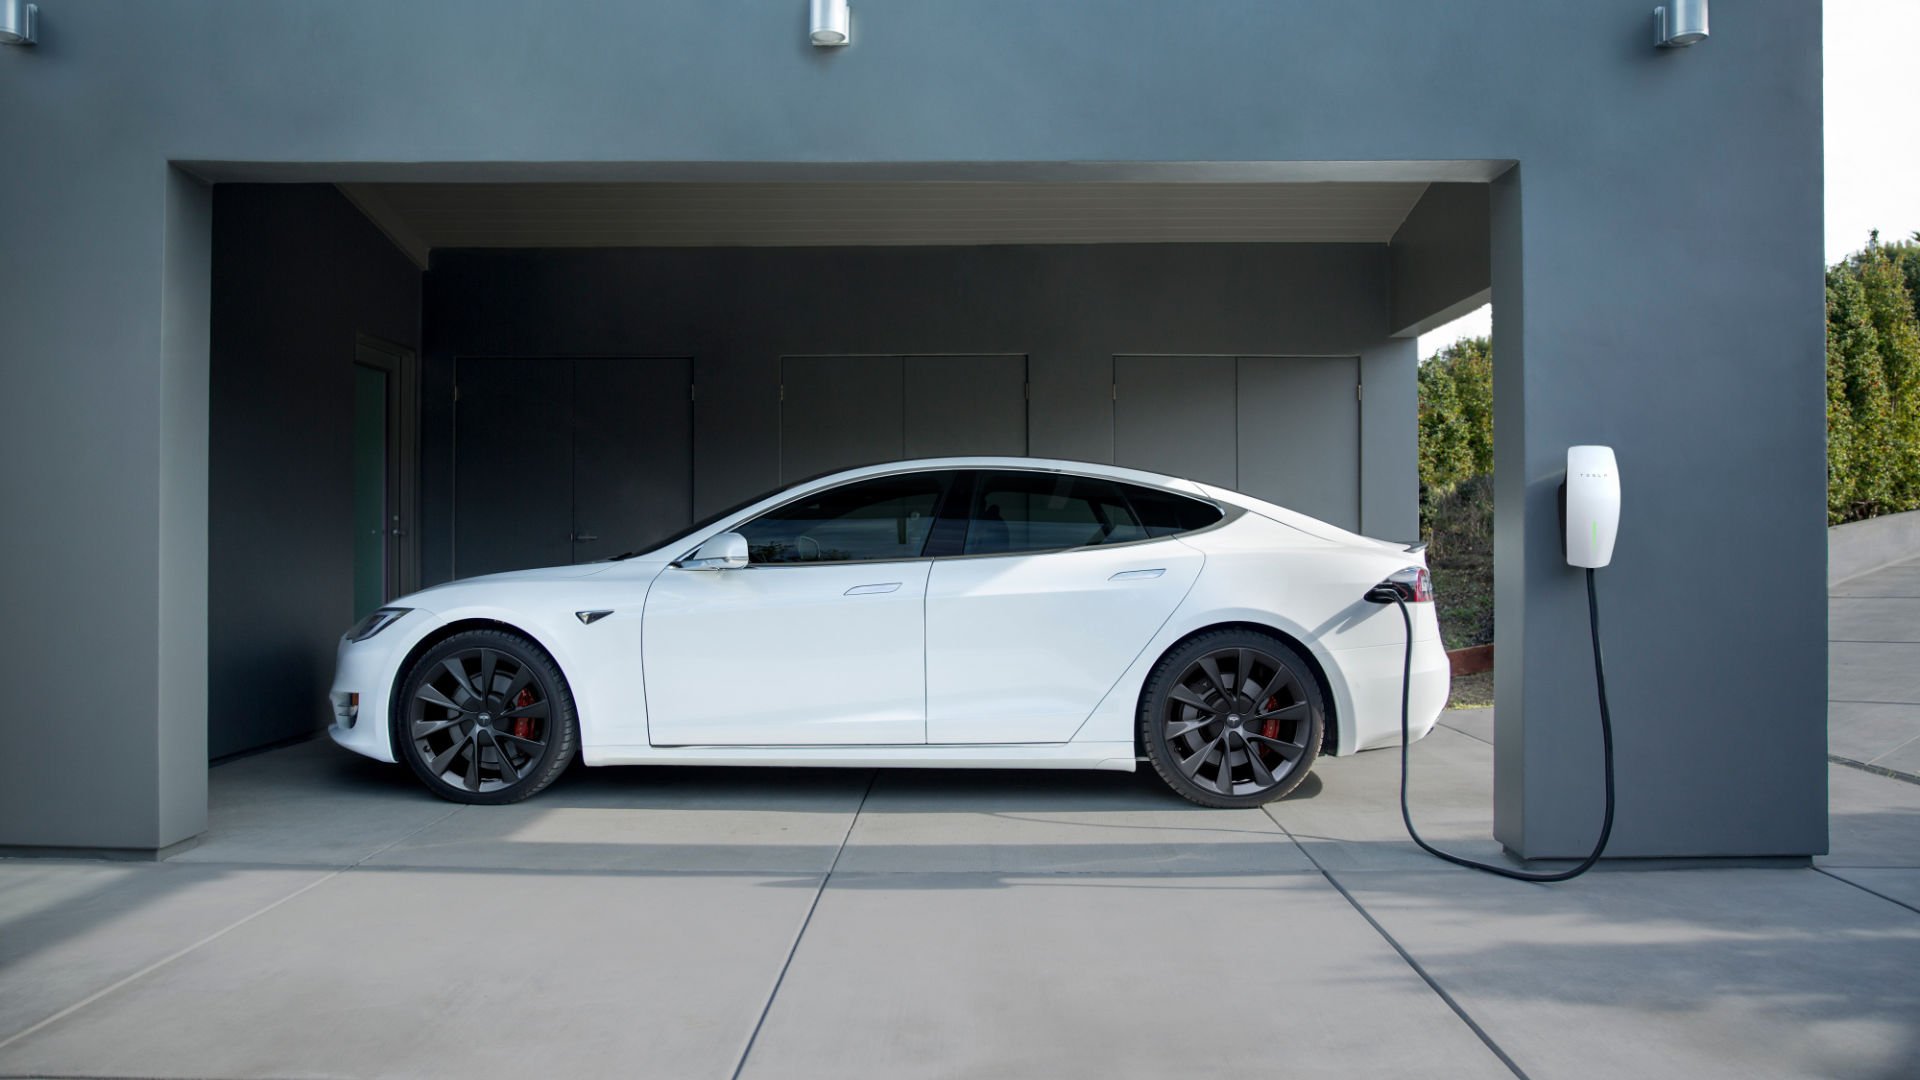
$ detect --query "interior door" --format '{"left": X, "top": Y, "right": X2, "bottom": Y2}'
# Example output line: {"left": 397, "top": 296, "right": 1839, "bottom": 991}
{"left": 351, "top": 362, "right": 389, "bottom": 619}
{"left": 455, "top": 357, "right": 694, "bottom": 577}
{"left": 780, "top": 355, "right": 904, "bottom": 481}
{"left": 572, "top": 358, "right": 693, "bottom": 561}
{"left": 454, "top": 358, "right": 572, "bottom": 577}
{"left": 924, "top": 471, "right": 1204, "bottom": 744}
{"left": 904, "top": 355, "right": 1028, "bottom": 457}
{"left": 642, "top": 471, "right": 954, "bottom": 746}
{"left": 1114, "top": 355, "right": 1237, "bottom": 488}
{"left": 1236, "top": 356, "right": 1361, "bottom": 531}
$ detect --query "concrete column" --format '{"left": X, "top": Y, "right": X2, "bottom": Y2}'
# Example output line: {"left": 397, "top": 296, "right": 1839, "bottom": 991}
{"left": 0, "top": 163, "right": 209, "bottom": 852}
{"left": 1491, "top": 162, "right": 1828, "bottom": 860}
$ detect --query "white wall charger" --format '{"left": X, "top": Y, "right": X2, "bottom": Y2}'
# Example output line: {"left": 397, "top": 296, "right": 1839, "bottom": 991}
{"left": 1563, "top": 445, "right": 1621, "bottom": 569}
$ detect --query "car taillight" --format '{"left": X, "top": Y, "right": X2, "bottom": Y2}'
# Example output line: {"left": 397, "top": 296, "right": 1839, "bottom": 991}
{"left": 1388, "top": 566, "right": 1434, "bottom": 603}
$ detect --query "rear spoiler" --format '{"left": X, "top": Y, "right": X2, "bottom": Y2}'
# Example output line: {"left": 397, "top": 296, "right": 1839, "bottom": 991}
{"left": 1404, "top": 541, "right": 1429, "bottom": 555}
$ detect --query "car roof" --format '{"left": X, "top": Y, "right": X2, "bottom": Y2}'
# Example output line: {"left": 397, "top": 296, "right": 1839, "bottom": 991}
{"left": 785, "top": 456, "right": 1211, "bottom": 496}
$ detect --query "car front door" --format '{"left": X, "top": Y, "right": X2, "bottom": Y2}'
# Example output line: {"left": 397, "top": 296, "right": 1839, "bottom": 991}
{"left": 924, "top": 471, "right": 1205, "bottom": 744}
{"left": 643, "top": 471, "right": 959, "bottom": 746}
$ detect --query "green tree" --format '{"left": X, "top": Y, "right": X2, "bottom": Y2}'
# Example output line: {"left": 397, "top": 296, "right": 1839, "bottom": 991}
{"left": 1858, "top": 241, "right": 1920, "bottom": 508}
{"left": 1417, "top": 336, "right": 1493, "bottom": 493}
{"left": 1827, "top": 277, "right": 1858, "bottom": 522}
{"left": 1881, "top": 232, "right": 1920, "bottom": 323}
{"left": 1827, "top": 244, "right": 1900, "bottom": 521}
{"left": 1439, "top": 336, "right": 1494, "bottom": 477}
{"left": 1417, "top": 355, "right": 1470, "bottom": 492}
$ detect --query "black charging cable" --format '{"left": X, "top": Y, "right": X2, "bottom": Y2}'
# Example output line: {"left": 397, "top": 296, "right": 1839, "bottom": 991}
{"left": 1381, "top": 568, "right": 1616, "bottom": 882}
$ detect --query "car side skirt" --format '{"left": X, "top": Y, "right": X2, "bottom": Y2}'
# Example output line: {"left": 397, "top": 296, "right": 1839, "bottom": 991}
{"left": 582, "top": 741, "right": 1137, "bottom": 771}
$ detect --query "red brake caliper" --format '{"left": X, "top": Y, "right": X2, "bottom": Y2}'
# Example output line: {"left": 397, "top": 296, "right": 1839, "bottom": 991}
{"left": 511, "top": 689, "right": 536, "bottom": 740}
{"left": 1260, "top": 698, "right": 1280, "bottom": 741}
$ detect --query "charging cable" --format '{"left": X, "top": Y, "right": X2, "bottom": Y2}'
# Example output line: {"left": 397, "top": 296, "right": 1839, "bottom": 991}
{"left": 1382, "top": 568, "right": 1616, "bottom": 882}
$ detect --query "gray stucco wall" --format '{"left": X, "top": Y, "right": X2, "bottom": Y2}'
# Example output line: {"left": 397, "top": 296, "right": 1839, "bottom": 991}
{"left": 421, "top": 242, "right": 1413, "bottom": 586}
{"left": 0, "top": 0, "right": 1825, "bottom": 858}
{"left": 207, "top": 186, "right": 421, "bottom": 760}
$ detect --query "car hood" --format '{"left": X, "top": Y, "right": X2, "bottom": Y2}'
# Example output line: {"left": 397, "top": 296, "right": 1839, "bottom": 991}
{"left": 410, "top": 562, "right": 619, "bottom": 597}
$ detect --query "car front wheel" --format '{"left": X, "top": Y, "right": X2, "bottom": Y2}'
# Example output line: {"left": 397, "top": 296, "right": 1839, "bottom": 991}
{"left": 1140, "top": 629, "right": 1325, "bottom": 808}
{"left": 395, "top": 629, "right": 578, "bottom": 804}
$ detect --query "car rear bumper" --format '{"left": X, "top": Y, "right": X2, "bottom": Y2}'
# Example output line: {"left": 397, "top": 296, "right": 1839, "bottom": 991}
{"left": 1332, "top": 628, "right": 1451, "bottom": 753}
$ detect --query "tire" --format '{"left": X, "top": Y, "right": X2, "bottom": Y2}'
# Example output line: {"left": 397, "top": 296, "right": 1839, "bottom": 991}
{"left": 394, "top": 629, "right": 579, "bottom": 805}
{"left": 1139, "top": 628, "right": 1325, "bottom": 808}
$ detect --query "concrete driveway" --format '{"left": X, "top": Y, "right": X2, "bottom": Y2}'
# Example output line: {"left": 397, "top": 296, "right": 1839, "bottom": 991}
{"left": 3, "top": 715, "right": 1918, "bottom": 1080}
{"left": 1831, "top": 552, "right": 1920, "bottom": 779}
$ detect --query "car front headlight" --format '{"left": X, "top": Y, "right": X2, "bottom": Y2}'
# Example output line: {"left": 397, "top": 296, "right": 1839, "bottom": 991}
{"left": 346, "top": 607, "right": 412, "bottom": 642}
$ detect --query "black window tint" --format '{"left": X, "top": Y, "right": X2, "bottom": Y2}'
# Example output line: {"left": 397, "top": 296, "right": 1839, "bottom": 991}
{"left": 965, "top": 472, "right": 1147, "bottom": 555}
{"left": 739, "top": 472, "right": 951, "bottom": 564}
{"left": 1121, "top": 483, "right": 1225, "bottom": 536}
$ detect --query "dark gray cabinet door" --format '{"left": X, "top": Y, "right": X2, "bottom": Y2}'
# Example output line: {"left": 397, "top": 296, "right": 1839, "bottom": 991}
{"left": 780, "top": 356, "right": 905, "bottom": 482}
{"left": 455, "top": 357, "right": 692, "bottom": 577}
{"left": 453, "top": 358, "right": 575, "bottom": 578}
{"left": 1237, "top": 356, "right": 1361, "bottom": 530}
{"left": 572, "top": 358, "right": 693, "bottom": 562}
{"left": 1113, "top": 355, "right": 1237, "bottom": 488}
{"left": 904, "top": 355, "right": 1027, "bottom": 459}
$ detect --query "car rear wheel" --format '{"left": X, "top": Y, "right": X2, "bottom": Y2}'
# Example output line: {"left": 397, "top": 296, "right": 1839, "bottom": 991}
{"left": 395, "top": 629, "right": 577, "bottom": 804}
{"left": 1140, "top": 629, "right": 1324, "bottom": 808}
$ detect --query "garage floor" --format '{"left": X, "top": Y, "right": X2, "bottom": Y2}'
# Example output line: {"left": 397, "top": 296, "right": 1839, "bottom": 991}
{"left": 2, "top": 713, "right": 1917, "bottom": 1079}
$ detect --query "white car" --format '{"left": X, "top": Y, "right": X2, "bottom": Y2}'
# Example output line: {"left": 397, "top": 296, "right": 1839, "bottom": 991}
{"left": 329, "top": 458, "right": 1449, "bottom": 808}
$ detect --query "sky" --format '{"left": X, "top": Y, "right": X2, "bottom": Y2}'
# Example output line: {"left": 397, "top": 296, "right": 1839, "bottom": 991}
{"left": 1419, "top": 0, "right": 1920, "bottom": 360}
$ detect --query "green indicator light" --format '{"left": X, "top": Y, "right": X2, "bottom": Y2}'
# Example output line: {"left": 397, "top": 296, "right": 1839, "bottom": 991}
{"left": 1592, "top": 520, "right": 1598, "bottom": 550}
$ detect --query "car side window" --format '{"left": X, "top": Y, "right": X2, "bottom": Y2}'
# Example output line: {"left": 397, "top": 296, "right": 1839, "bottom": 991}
{"left": 1119, "top": 483, "right": 1225, "bottom": 536}
{"left": 964, "top": 471, "right": 1148, "bottom": 556}
{"left": 737, "top": 472, "right": 952, "bottom": 565}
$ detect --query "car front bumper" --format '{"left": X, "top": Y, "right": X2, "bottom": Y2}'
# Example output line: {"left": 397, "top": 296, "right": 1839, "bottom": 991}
{"left": 327, "top": 610, "right": 434, "bottom": 764}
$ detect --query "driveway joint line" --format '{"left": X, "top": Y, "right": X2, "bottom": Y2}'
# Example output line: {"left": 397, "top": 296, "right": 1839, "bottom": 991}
{"left": 1438, "top": 719, "right": 1492, "bottom": 746}
{"left": 728, "top": 768, "right": 877, "bottom": 1080}
{"left": 0, "top": 804, "right": 466, "bottom": 1053}
{"left": 1827, "top": 754, "right": 1920, "bottom": 786}
{"left": 1265, "top": 807, "right": 1530, "bottom": 1080}
{"left": 1813, "top": 866, "right": 1920, "bottom": 917}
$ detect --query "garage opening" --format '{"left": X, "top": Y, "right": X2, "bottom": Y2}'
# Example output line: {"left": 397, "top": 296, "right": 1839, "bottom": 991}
{"left": 206, "top": 173, "right": 1493, "bottom": 761}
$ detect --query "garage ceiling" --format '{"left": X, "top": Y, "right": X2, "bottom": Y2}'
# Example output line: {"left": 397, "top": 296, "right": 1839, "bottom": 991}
{"left": 338, "top": 181, "right": 1430, "bottom": 267}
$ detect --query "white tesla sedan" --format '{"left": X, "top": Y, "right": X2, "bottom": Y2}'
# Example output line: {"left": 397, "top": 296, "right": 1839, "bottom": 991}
{"left": 329, "top": 458, "right": 1448, "bottom": 808}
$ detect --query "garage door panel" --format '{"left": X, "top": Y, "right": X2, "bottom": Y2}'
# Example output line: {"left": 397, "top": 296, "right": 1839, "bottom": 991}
{"left": 904, "top": 355, "right": 1027, "bottom": 459}
{"left": 1113, "top": 356, "right": 1237, "bottom": 488}
{"left": 454, "top": 358, "right": 573, "bottom": 577}
{"left": 1237, "top": 356, "right": 1360, "bottom": 530}
{"left": 781, "top": 356, "right": 905, "bottom": 481}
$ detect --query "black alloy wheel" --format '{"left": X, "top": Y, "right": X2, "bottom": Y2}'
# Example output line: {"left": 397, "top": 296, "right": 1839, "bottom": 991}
{"left": 1140, "top": 629, "right": 1324, "bottom": 808}
{"left": 396, "top": 629, "right": 577, "bottom": 804}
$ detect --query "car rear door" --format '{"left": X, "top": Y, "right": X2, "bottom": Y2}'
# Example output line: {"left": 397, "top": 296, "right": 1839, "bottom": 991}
{"left": 923, "top": 471, "right": 1204, "bottom": 744}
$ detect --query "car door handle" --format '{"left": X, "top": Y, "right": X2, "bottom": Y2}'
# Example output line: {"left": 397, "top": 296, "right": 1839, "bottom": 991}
{"left": 844, "top": 582, "right": 903, "bottom": 595}
{"left": 1109, "top": 568, "right": 1166, "bottom": 581}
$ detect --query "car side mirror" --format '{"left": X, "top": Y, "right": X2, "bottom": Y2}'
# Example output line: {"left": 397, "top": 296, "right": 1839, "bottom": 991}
{"left": 682, "top": 531, "right": 750, "bottom": 570}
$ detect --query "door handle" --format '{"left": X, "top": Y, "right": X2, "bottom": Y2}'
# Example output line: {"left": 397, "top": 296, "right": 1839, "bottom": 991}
{"left": 844, "top": 582, "right": 902, "bottom": 595}
{"left": 572, "top": 533, "right": 599, "bottom": 543}
{"left": 1109, "top": 568, "right": 1166, "bottom": 581}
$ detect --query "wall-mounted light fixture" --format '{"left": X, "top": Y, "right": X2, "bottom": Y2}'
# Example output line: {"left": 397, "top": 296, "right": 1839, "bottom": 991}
{"left": 0, "top": 0, "right": 37, "bottom": 46}
{"left": 1654, "top": 0, "right": 1708, "bottom": 48}
{"left": 810, "top": 0, "right": 851, "bottom": 46}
